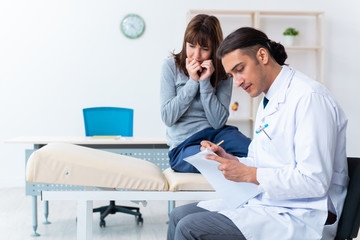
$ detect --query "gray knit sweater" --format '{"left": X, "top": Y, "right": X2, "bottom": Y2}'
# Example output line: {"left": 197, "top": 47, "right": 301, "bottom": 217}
{"left": 160, "top": 56, "right": 232, "bottom": 149}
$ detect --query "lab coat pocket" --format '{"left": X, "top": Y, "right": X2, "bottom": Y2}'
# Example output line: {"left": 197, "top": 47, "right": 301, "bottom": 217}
{"left": 261, "top": 133, "right": 293, "bottom": 167}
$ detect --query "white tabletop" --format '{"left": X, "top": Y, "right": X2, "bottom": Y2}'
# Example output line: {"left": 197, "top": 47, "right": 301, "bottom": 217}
{"left": 5, "top": 136, "right": 168, "bottom": 145}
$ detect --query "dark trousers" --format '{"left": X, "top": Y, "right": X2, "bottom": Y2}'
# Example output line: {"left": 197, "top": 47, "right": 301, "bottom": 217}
{"left": 167, "top": 202, "right": 246, "bottom": 240}
{"left": 168, "top": 125, "right": 251, "bottom": 173}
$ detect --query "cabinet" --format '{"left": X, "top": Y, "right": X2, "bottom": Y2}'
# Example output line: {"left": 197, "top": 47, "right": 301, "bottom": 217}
{"left": 187, "top": 10, "right": 325, "bottom": 137}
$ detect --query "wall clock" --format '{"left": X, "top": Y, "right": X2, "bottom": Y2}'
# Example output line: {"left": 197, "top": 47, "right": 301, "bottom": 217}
{"left": 120, "top": 14, "right": 145, "bottom": 39}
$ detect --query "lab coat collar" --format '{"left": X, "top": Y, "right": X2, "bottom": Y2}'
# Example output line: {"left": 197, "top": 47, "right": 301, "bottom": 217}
{"left": 261, "top": 66, "right": 295, "bottom": 119}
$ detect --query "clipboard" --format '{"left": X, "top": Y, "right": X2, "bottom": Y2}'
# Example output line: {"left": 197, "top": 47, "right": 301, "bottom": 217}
{"left": 184, "top": 149, "right": 260, "bottom": 209}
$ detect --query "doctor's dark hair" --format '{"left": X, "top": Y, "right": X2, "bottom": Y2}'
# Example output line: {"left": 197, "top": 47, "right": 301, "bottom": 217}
{"left": 172, "top": 14, "right": 227, "bottom": 87}
{"left": 217, "top": 27, "right": 288, "bottom": 66}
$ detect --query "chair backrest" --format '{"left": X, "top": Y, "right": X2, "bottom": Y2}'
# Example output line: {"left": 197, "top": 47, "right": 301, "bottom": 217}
{"left": 83, "top": 107, "right": 133, "bottom": 137}
{"left": 336, "top": 157, "right": 360, "bottom": 240}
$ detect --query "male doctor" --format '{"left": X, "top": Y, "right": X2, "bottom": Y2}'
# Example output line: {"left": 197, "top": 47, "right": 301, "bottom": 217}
{"left": 167, "top": 27, "right": 349, "bottom": 240}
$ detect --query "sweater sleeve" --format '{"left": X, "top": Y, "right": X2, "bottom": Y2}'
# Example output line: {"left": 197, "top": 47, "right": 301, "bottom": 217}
{"left": 160, "top": 58, "right": 199, "bottom": 127}
{"left": 199, "top": 77, "right": 232, "bottom": 129}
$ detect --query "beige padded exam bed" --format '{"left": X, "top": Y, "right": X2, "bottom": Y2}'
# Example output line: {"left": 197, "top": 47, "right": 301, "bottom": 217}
{"left": 26, "top": 143, "right": 218, "bottom": 240}
{"left": 26, "top": 142, "right": 214, "bottom": 192}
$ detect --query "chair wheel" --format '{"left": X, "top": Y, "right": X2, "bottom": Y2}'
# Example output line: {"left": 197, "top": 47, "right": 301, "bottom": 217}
{"left": 136, "top": 216, "right": 143, "bottom": 225}
{"left": 100, "top": 220, "right": 106, "bottom": 228}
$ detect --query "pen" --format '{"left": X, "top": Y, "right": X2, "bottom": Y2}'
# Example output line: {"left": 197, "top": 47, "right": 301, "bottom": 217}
{"left": 216, "top": 140, "right": 224, "bottom": 146}
{"left": 256, "top": 124, "right": 272, "bottom": 140}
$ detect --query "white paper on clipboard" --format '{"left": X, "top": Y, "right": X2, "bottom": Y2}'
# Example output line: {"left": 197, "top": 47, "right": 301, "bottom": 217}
{"left": 184, "top": 149, "right": 260, "bottom": 209}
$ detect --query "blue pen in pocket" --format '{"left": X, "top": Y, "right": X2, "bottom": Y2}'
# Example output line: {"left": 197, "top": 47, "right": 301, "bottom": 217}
{"left": 256, "top": 124, "right": 272, "bottom": 140}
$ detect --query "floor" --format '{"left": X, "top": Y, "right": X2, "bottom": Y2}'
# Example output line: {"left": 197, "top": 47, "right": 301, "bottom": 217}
{"left": 0, "top": 187, "right": 195, "bottom": 240}
{"left": 1, "top": 187, "right": 359, "bottom": 240}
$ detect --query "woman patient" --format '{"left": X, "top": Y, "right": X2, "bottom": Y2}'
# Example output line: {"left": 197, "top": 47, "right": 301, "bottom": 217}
{"left": 160, "top": 14, "right": 251, "bottom": 173}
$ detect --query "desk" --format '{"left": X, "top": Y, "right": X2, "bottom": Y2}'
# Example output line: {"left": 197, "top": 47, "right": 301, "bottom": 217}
{"left": 6, "top": 136, "right": 169, "bottom": 237}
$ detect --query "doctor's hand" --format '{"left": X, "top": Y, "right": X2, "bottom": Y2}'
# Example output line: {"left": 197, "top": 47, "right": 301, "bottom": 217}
{"left": 200, "top": 140, "right": 237, "bottom": 160}
{"left": 206, "top": 154, "right": 259, "bottom": 185}
{"left": 200, "top": 140, "right": 226, "bottom": 158}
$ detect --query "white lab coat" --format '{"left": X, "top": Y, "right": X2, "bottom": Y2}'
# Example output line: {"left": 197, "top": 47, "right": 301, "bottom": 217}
{"left": 198, "top": 66, "right": 349, "bottom": 240}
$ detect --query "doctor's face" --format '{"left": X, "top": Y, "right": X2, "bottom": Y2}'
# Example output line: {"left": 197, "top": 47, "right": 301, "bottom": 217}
{"left": 222, "top": 49, "right": 269, "bottom": 97}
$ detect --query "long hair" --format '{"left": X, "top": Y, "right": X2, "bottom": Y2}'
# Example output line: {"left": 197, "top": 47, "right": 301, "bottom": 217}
{"left": 217, "top": 27, "right": 288, "bottom": 66}
{"left": 173, "top": 14, "right": 227, "bottom": 87}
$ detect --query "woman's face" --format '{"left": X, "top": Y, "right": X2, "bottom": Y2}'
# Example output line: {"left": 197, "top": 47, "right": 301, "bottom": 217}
{"left": 186, "top": 42, "right": 212, "bottom": 63}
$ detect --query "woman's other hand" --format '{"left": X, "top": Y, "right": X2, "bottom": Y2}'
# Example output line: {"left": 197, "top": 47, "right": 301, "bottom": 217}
{"left": 186, "top": 58, "right": 201, "bottom": 82}
{"left": 199, "top": 60, "right": 214, "bottom": 80}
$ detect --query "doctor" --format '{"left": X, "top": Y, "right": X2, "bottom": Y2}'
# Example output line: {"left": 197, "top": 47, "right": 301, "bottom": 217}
{"left": 167, "top": 27, "right": 349, "bottom": 240}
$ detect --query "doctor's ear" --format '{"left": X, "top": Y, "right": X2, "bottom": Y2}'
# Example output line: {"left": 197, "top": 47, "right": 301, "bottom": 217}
{"left": 257, "top": 48, "right": 269, "bottom": 64}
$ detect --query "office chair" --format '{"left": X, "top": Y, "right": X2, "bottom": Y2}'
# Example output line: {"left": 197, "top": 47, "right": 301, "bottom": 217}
{"left": 335, "top": 157, "right": 360, "bottom": 240}
{"left": 83, "top": 107, "right": 143, "bottom": 227}
{"left": 83, "top": 107, "right": 133, "bottom": 137}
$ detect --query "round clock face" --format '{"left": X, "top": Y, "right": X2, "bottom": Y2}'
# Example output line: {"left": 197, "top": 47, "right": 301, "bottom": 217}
{"left": 120, "top": 14, "right": 145, "bottom": 39}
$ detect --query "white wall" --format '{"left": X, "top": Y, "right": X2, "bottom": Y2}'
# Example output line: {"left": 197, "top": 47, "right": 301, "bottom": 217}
{"left": 0, "top": 0, "right": 359, "bottom": 188}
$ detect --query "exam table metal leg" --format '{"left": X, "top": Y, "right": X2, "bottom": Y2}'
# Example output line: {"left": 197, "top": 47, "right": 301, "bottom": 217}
{"left": 168, "top": 200, "right": 175, "bottom": 217}
{"left": 43, "top": 200, "right": 51, "bottom": 224}
{"left": 77, "top": 200, "right": 93, "bottom": 240}
{"left": 31, "top": 196, "right": 40, "bottom": 237}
